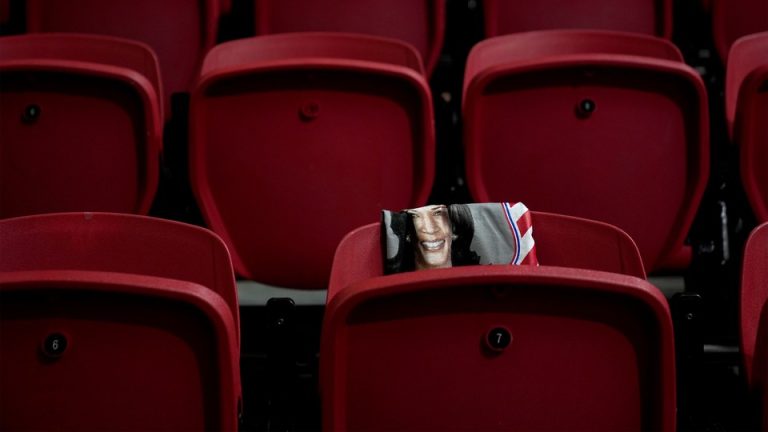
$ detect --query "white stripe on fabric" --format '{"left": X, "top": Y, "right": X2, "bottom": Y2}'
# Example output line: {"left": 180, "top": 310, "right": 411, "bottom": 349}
{"left": 516, "top": 226, "right": 535, "bottom": 264}
{"left": 508, "top": 202, "right": 530, "bottom": 223}
{"left": 503, "top": 202, "right": 521, "bottom": 264}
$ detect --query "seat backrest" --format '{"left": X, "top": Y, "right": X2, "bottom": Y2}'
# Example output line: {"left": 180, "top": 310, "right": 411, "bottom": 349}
{"left": 321, "top": 265, "right": 675, "bottom": 431}
{"left": 190, "top": 33, "right": 435, "bottom": 289}
{"left": 329, "top": 210, "right": 645, "bottom": 300}
{"left": 463, "top": 30, "right": 709, "bottom": 272}
{"left": 464, "top": 28, "right": 686, "bottom": 79}
{"left": 0, "top": 34, "right": 162, "bottom": 219}
{"left": 25, "top": 0, "right": 222, "bottom": 118}
{"left": 727, "top": 33, "right": 768, "bottom": 221}
{"left": 711, "top": 0, "right": 768, "bottom": 63}
{"left": 252, "top": 0, "right": 445, "bottom": 76}
{"left": 0, "top": 212, "right": 239, "bottom": 328}
{"left": 741, "top": 223, "right": 768, "bottom": 392}
{"left": 0, "top": 272, "right": 240, "bottom": 431}
{"left": 0, "top": 212, "right": 241, "bottom": 431}
{"left": 740, "top": 222, "right": 768, "bottom": 430}
{"left": 482, "top": 0, "right": 672, "bottom": 39}
{"left": 726, "top": 31, "right": 768, "bottom": 136}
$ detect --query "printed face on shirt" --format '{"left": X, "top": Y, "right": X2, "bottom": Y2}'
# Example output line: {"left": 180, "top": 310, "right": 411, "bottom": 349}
{"left": 407, "top": 205, "right": 452, "bottom": 270}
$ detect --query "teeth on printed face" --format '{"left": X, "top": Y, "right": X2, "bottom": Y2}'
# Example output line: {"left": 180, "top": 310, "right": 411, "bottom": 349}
{"left": 421, "top": 240, "right": 445, "bottom": 251}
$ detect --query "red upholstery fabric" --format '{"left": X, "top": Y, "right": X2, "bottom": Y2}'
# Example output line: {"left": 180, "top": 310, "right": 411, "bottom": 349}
{"left": 711, "top": 0, "right": 768, "bottom": 63}
{"left": 482, "top": 0, "right": 672, "bottom": 39}
{"left": 726, "top": 32, "right": 768, "bottom": 136}
{"left": 740, "top": 223, "right": 768, "bottom": 430}
{"left": 190, "top": 33, "right": 435, "bottom": 289}
{"left": 462, "top": 30, "right": 709, "bottom": 272}
{"left": 0, "top": 212, "right": 241, "bottom": 431}
{"left": 25, "top": 0, "right": 222, "bottom": 118}
{"left": 0, "top": 212, "right": 239, "bottom": 327}
{"left": 0, "top": 34, "right": 162, "bottom": 218}
{"left": 253, "top": 0, "right": 445, "bottom": 76}
{"left": 726, "top": 33, "right": 768, "bottom": 221}
{"left": 322, "top": 221, "right": 673, "bottom": 430}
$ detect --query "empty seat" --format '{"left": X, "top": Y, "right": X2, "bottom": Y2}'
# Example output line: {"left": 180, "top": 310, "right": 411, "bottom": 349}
{"left": 25, "top": 0, "right": 222, "bottom": 118}
{"left": 321, "top": 212, "right": 673, "bottom": 431}
{"left": 0, "top": 34, "right": 162, "bottom": 219}
{"left": 740, "top": 222, "right": 768, "bottom": 430}
{"left": 0, "top": 212, "right": 239, "bottom": 323}
{"left": 252, "top": 0, "right": 445, "bottom": 76}
{"left": 463, "top": 30, "right": 709, "bottom": 272}
{"left": 0, "top": 212, "right": 241, "bottom": 431}
{"left": 482, "top": 0, "right": 672, "bottom": 39}
{"left": 711, "top": 0, "right": 768, "bottom": 63}
{"left": 726, "top": 32, "right": 768, "bottom": 221}
{"left": 189, "top": 33, "right": 435, "bottom": 289}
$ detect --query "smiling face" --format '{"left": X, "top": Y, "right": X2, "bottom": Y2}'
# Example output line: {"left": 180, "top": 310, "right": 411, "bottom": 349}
{"left": 407, "top": 205, "right": 453, "bottom": 270}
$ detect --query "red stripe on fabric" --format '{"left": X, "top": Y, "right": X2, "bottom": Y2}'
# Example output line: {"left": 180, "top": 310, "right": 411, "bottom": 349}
{"left": 521, "top": 244, "right": 538, "bottom": 265}
{"left": 516, "top": 208, "right": 532, "bottom": 236}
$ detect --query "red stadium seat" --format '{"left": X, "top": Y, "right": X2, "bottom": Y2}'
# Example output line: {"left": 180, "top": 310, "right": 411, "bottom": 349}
{"left": 189, "top": 33, "right": 435, "bottom": 289}
{"left": 463, "top": 30, "right": 709, "bottom": 273}
{"left": 711, "top": 0, "right": 768, "bottom": 63}
{"left": 725, "top": 32, "right": 768, "bottom": 136}
{"left": 726, "top": 32, "right": 768, "bottom": 221}
{"left": 0, "top": 212, "right": 241, "bottom": 431}
{"left": 740, "top": 222, "right": 768, "bottom": 430}
{"left": 25, "top": 0, "right": 223, "bottom": 118}
{"left": 0, "top": 212, "right": 239, "bottom": 325}
{"left": 252, "top": 0, "right": 445, "bottom": 76}
{"left": 321, "top": 213, "right": 673, "bottom": 431}
{"left": 328, "top": 211, "right": 646, "bottom": 297}
{"left": 0, "top": 34, "right": 162, "bottom": 219}
{"left": 482, "top": 0, "right": 673, "bottom": 39}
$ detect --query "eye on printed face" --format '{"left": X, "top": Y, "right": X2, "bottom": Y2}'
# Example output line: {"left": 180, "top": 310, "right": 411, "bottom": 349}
{"left": 407, "top": 205, "right": 452, "bottom": 270}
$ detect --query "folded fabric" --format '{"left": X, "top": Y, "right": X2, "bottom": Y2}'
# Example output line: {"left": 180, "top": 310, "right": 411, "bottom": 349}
{"left": 382, "top": 202, "right": 537, "bottom": 274}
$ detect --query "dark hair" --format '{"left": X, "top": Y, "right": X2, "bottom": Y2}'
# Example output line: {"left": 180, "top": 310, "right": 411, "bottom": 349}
{"left": 449, "top": 204, "right": 480, "bottom": 266}
{"left": 383, "top": 204, "right": 480, "bottom": 274}
{"left": 383, "top": 211, "right": 415, "bottom": 274}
